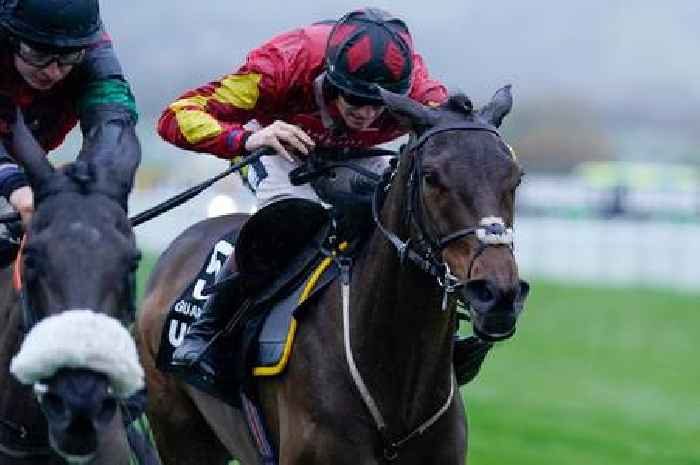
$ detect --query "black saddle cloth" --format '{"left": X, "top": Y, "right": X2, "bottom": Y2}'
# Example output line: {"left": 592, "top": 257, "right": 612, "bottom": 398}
{"left": 157, "top": 199, "right": 335, "bottom": 406}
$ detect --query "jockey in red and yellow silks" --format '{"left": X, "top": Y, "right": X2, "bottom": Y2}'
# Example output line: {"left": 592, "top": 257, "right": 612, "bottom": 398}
{"left": 160, "top": 9, "right": 500, "bottom": 383}
{"left": 157, "top": 19, "right": 447, "bottom": 159}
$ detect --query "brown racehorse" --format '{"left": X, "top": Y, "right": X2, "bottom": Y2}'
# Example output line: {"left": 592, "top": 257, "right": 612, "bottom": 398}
{"left": 0, "top": 109, "right": 147, "bottom": 465}
{"left": 136, "top": 86, "right": 530, "bottom": 465}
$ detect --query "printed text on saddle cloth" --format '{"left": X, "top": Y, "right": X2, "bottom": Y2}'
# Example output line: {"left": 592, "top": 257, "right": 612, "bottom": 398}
{"left": 169, "top": 240, "right": 234, "bottom": 348}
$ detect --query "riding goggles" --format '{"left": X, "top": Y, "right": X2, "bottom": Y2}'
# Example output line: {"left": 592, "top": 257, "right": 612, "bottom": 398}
{"left": 340, "top": 91, "right": 385, "bottom": 108}
{"left": 15, "top": 42, "right": 86, "bottom": 68}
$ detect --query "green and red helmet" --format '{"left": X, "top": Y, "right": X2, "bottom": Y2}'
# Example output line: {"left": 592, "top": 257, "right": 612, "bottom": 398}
{"left": 0, "top": 0, "right": 102, "bottom": 49}
{"left": 325, "top": 8, "right": 414, "bottom": 102}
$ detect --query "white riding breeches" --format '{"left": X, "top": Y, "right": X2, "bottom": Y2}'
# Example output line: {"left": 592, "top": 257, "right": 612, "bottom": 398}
{"left": 251, "top": 154, "right": 323, "bottom": 209}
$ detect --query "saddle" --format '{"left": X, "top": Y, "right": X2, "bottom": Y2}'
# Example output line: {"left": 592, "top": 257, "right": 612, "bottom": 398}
{"left": 157, "top": 199, "right": 341, "bottom": 406}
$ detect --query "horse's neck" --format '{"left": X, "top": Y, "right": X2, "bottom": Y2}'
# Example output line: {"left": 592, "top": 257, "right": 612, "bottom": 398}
{"left": 346, "top": 176, "right": 456, "bottom": 427}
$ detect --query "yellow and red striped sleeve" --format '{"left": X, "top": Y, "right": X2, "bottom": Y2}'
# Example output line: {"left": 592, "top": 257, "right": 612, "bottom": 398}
{"left": 157, "top": 73, "right": 264, "bottom": 159}
{"left": 157, "top": 29, "right": 311, "bottom": 159}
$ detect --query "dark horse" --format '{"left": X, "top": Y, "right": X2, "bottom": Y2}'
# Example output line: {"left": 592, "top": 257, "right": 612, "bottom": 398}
{"left": 0, "top": 109, "right": 147, "bottom": 464}
{"left": 137, "top": 86, "right": 529, "bottom": 465}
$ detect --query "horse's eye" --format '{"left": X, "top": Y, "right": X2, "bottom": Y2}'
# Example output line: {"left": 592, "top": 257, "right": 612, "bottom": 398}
{"left": 423, "top": 170, "right": 440, "bottom": 188}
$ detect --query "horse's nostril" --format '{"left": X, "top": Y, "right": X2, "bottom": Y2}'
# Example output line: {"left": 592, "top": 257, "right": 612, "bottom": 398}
{"left": 465, "top": 280, "right": 495, "bottom": 305}
{"left": 95, "top": 398, "right": 117, "bottom": 426}
{"left": 476, "top": 286, "right": 494, "bottom": 303}
{"left": 66, "top": 414, "right": 94, "bottom": 437}
{"left": 42, "top": 392, "right": 67, "bottom": 419}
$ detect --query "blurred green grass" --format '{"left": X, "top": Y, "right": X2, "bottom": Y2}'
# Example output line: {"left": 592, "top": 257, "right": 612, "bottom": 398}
{"left": 136, "top": 254, "right": 699, "bottom": 464}
{"left": 136, "top": 252, "right": 159, "bottom": 303}
{"left": 464, "top": 282, "right": 699, "bottom": 465}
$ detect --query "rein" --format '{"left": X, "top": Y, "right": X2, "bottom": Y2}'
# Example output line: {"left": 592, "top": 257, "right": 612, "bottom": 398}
{"left": 0, "top": 148, "right": 272, "bottom": 228}
{"left": 129, "top": 148, "right": 270, "bottom": 227}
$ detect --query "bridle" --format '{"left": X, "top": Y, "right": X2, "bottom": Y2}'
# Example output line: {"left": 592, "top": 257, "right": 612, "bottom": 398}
{"left": 341, "top": 120, "right": 518, "bottom": 462}
{"left": 372, "top": 121, "right": 516, "bottom": 309}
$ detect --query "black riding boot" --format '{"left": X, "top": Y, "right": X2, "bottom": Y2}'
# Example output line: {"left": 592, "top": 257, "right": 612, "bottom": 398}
{"left": 170, "top": 256, "right": 236, "bottom": 377}
{"left": 453, "top": 336, "right": 493, "bottom": 385}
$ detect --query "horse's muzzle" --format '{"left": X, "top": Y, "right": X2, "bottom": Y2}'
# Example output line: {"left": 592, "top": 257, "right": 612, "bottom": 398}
{"left": 462, "top": 278, "right": 530, "bottom": 342}
{"left": 36, "top": 370, "right": 118, "bottom": 459}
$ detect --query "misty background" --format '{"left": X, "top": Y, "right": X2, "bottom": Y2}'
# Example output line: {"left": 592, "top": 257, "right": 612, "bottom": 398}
{"left": 52, "top": 1, "right": 700, "bottom": 290}
{"left": 96, "top": 0, "right": 700, "bottom": 171}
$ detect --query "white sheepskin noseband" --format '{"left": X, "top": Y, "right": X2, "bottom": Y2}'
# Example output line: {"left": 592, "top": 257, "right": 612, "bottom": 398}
{"left": 10, "top": 309, "right": 144, "bottom": 398}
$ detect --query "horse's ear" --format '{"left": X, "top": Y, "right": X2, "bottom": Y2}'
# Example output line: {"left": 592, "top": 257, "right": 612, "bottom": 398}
{"left": 80, "top": 116, "right": 141, "bottom": 208}
{"left": 10, "top": 107, "right": 55, "bottom": 188}
{"left": 478, "top": 85, "right": 513, "bottom": 128}
{"left": 379, "top": 88, "right": 440, "bottom": 130}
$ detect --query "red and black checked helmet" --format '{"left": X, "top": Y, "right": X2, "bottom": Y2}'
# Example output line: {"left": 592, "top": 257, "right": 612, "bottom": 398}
{"left": 325, "top": 8, "right": 414, "bottom": 102}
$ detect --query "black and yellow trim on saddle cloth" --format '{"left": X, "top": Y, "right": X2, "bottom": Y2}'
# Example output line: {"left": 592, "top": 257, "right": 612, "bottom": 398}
{"left": 252, "top": 247, "right": 342, "bottom": 376}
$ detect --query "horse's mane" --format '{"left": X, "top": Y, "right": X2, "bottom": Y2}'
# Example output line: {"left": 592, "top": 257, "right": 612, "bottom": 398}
{"left": 444, "top": 93, "right": 474, "bottom": 117}
{"left": 60, "top": 160, "right": 96, "bottom": 194}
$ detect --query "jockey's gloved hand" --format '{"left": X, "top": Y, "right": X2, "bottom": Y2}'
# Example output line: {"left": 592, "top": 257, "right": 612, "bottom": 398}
{"left": 244, "top": 120, "right": 315, "bottom": 162}
{"left": 9, "top": 186, "right": 34, "bottom": 228}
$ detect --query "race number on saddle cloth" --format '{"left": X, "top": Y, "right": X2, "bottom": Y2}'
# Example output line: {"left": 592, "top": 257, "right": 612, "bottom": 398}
{"left": 156, "top": 199, "right": 341, "bottom": 406}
